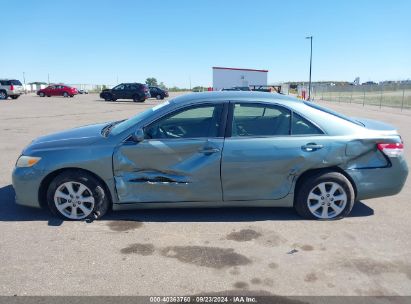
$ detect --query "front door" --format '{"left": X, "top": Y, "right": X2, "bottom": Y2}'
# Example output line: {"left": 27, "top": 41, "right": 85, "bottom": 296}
{"left": 113, "top": 103, "right": 227, "bottom": 203}
{"left": 221, "top": 102, "right": 331, "bottom": 201}
{"left": 112, "top": 84, "right": 125, "bottom": 100}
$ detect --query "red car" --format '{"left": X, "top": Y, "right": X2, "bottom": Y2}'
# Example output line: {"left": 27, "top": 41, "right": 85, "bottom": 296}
{"left": 37, "top": 85, "right": 78, "bottom": 98}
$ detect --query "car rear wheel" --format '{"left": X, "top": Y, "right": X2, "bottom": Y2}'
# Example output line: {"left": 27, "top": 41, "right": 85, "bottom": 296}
{"left": 11, "top": 95, "right": 19, "bottom": 100}
{"left": 0, "top": 91, "right": 8, "bottom": 100}
{"left": 294, "top": 171, "right": 355, "bottom": 220}
{"left": 63, "top": 92, "right": 69, "bottom": 97}
{"left": 47, "top": 170, "right": 110, "bottom": 220}
{"left": 156, "top": 94, "right": 162, "bottom": 100}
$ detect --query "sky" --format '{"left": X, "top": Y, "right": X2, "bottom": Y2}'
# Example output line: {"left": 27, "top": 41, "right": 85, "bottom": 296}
{"left": 1, "top": 0, "right": 410, "bottom": 88}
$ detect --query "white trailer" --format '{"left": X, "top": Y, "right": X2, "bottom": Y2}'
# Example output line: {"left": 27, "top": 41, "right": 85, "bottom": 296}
{"left": 212, "top": 67, "right": 268, "bottom": 91}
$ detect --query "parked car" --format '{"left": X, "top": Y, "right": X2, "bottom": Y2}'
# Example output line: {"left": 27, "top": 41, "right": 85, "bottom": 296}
{"left": 222, "top": 86, "right": 251, "bottom": 91}
{"left": 12, "top": 91, "right": 408, "bottom": 221}
{"left": 149, "top": 86, "right": 169, "bottom": 100}
{"left": 0, "top": 79, "right": 24, "bottom": 100}
{"left": 100, "top": 83, "right": 150, "bottom": 102}
{"left": 37, "top": 85, "right": 78, "bottom": 97}
{"left": 78, "top": 89, "right": 88, "bottom": 94}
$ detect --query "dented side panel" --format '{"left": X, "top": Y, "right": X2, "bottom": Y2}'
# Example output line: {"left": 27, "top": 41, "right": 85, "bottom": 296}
{"left": 113, "top": 138, "right": 224, "bottom": 203}
{"left": 221, "top": 136, "right": 348, "bottom": 201}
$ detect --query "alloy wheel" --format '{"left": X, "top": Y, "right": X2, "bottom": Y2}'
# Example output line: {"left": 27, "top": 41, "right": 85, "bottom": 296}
{"left": 53, "top": 181, "right": 95, "bottom": 220}
{"left": 306, "top": 181, "right": 347, "bottom": 219}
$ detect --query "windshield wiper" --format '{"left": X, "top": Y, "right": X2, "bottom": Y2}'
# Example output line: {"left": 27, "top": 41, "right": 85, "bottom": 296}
{"left": 101, "top": 120, "right": 125, "bottom": 137}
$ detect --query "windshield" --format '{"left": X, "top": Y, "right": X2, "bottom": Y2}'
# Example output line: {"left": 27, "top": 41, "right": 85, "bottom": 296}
{"left": 303, "top": 101, "right": 364, "bottom": 126}
{"left": 110, "top": 101, "right": 171, "bottom": 136}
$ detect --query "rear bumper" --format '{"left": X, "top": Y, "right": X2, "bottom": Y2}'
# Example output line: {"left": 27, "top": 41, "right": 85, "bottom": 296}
{"left": 346, "top": 158, "right": 408, "bottom": 200}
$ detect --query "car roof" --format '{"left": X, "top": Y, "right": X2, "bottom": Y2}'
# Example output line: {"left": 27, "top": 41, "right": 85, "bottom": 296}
{"left": 169, "top": 91, "right": 303, "bottom": 107}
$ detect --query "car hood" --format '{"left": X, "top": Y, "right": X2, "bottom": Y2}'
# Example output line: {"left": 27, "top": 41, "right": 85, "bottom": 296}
{"left": 23, "top": 123, "right": 108, "bottom": 153}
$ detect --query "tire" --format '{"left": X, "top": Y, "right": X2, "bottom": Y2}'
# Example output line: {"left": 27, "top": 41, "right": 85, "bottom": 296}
{"left": 47, "top": 170, "right": 110, "bottom": 220}
{"left": 156, "top": 94, "right": 162, "bottom": 100}
{"left": 133, "top": 94, "right": 142, "bottom": 102}
{"left": 63, "top": 92, "right": 69, "bottom": 97}
{"left": 294, "top": 171, "right": 355, "bottom": 220}
{"left": 104, "top": 94, "right": 113, "bottom": 101}
{"left": 0, "top": 91, "right": 8, "bottom": 100}
{"left": 11, "top": 95, "right": 19, "bottom": 100}
{"left": 70, "top": 95, "right": 74, "bottom": 98}
{"left": 39, "top": 92, "right": 45, "bottom": 97}
{"left": 47, "top": 95, "right": 51, "bottom": 97}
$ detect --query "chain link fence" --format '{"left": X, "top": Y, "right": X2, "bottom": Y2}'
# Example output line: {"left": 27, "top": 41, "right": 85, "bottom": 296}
{"left": 311, "top": 84, "right": 411, "bottom": 110}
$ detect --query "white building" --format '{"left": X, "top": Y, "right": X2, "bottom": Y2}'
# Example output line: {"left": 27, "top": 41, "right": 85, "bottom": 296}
{"left": 212, "top": 67, "right": 268, "bottom": 90}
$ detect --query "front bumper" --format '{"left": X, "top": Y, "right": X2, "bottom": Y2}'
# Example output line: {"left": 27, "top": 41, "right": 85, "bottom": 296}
{"left": 346, "top": 157, "right": 408, "bottom": 200}
{"left": 12, "top": 166, "right": 49, "bottom": 208}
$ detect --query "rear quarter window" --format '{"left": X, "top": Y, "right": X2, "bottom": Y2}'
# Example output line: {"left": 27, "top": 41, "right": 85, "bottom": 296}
{"left": 292, "top": 112, "right": 323, "bottom": 135}
{"left": 10, "top": 80, "right": 22, "bottom": 85}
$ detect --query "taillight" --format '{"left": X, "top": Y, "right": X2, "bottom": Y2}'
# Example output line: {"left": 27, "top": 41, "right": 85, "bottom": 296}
{"left": 10, "top": 84, "right": 14, "bottom": 91}
{"left": 377, "top": 143, "right": 404, "bottom": 157}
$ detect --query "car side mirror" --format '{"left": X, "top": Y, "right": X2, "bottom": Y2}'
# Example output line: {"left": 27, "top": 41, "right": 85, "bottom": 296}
{"left": 132, "top": 128, "right": 145, "bottom": 142}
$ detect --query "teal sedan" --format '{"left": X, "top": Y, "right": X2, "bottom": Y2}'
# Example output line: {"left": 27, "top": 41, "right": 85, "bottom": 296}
{"left": 12, "top": 92, "right": 408, "bottom": 220}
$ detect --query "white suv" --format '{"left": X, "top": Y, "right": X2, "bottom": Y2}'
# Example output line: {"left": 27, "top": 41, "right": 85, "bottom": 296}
{"left": 0, "top": 79, "right": 24, "bottom": 100}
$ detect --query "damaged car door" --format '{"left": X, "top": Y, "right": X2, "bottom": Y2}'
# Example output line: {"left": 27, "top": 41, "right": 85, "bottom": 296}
{"left": 221, "top": 102, "right": 338, "bottom": 201}
{"left": 113, "top": 103, "right": 226, "bottom": 203}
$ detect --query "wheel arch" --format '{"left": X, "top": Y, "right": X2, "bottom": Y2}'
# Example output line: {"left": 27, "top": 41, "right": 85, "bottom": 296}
{"left": 293, "top": 166, "right": 357, "bottom": 202}
{"left": 38, "top": 167, "right": 113, "bottom": 210}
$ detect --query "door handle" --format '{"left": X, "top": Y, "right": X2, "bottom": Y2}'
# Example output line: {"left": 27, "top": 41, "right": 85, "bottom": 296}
{"left": 199, "top": 147, "right": 220, "bottom": 154}
{"left": 301, "top": 143, "right": 323, "bottom": 152}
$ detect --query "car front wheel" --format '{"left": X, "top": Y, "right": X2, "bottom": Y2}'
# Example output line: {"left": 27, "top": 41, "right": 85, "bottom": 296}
{"left": 39, "top": 92, "right": 45, "bottom": 97}
{"left": 294, "top": 171, "right": 355, "bottom": 220}
{"left": 47, "top": 170, "right": 110, "bottom": 220}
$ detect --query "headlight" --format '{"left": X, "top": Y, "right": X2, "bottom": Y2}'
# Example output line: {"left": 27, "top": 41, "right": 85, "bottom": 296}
{"left": 16, "top": 156, "right": 42, "bottom": 168}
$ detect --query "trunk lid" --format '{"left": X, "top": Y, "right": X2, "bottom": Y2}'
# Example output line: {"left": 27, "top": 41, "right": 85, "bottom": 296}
{"left": 353, "top": 117, "right": 399, "bottom": 135}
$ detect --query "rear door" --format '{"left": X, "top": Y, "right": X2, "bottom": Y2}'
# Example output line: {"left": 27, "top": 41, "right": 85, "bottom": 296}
{"left": 113, "top": 102, "right": 227, "bottom": 203}
{"left": 10, "top": 80, "right": 24, "bottom": 94}
{"left": 221, "top": 102, "right": 332, "bottom": 201}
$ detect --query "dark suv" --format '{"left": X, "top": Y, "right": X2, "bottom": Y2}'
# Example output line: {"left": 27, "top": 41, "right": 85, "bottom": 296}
{"left": 149, "top": 86, "right": 169, "bottom": 100}
{"left": 100, "top": 83, "right": 150, "bottom": 102}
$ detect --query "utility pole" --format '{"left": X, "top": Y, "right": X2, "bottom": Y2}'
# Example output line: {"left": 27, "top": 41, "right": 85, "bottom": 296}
{"left": 48, "top": 73, "right": 50, "bottom": 85}
{"left": 305, "top": 36, "right": 313, "bottom": 100}
{"left": 23, "top": 72, "right": 26, "bottom": 94}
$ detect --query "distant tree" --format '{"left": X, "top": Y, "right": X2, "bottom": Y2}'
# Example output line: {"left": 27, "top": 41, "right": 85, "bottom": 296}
{"left": 145, "top": 77, "right": 158, "bottom": 87}
{"left": 168, "top": 86, "right": 190, "bottom": 92}
{"left": 192, "top": 86, "right": 206, "bottom": 92}
{"left": 158, "top": 82, "right": 167, "bottom": 90}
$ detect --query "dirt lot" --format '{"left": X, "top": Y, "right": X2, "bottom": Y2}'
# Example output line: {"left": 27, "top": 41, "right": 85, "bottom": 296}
{"left": 0, "top": 93, "right": 410, "bottom": 296}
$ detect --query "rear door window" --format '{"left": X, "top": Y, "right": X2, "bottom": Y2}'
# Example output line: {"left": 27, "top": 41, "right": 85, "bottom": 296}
{"left": 231, "top": 103, "right": 291, "bottom": 137}
{"left": 291, "top": 113, "right": 323, "bottom": 135}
